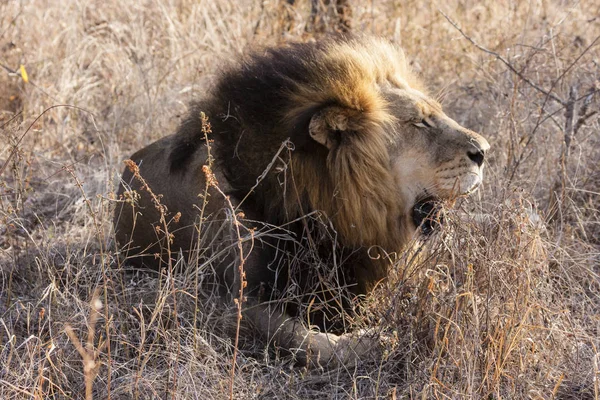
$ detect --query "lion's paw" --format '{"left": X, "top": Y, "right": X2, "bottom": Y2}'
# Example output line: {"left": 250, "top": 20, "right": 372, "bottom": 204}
{"left": 305, "top": 329, "right": 384, "bottom": 368}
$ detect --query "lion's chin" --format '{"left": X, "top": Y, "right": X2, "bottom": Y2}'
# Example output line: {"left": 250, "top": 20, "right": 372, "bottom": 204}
{"left": 411, "top": 197, "right": 443, "bottom": 235}
{"left": 459, "top": 173, "right": 483, "bottom": 196}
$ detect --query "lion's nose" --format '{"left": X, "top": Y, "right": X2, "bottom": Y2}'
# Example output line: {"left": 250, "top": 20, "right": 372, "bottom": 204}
{"left": 463, "top": 131, "right": 489, "bottom": 168}
{"left": 467, "top": 149, "right": 485, "bottom": 167}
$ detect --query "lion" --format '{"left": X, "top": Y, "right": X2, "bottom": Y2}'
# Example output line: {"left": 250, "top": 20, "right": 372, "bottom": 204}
{"left": 114, "top": 35, "right": 490, "bottom": 366}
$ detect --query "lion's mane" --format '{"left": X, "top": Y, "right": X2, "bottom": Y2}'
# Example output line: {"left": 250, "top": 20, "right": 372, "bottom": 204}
{"left": 167, "top": 36, "right": 427, "bottom": 290}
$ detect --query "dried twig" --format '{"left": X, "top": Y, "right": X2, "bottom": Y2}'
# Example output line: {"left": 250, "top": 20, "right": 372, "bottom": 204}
{"left": 199, "top": 113, "right": 254, "bottom": 400}
{"left": 64, "top": 290, "right": 107, "bottom": 400}
{"left": 63, "top": 165, "right": 113, "bottom": 398}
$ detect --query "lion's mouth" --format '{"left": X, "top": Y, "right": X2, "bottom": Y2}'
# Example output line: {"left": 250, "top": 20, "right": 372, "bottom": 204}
{"left": 411, "top": 196, "right": 443, "bottom": 235}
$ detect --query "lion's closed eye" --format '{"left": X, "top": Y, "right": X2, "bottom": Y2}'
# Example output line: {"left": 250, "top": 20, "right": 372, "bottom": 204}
{"left": 413, "top": 118, "right": 433, "bottom": 128}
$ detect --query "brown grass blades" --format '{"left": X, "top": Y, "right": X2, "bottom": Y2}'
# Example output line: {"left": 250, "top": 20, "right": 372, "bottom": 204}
{"left": 123, "top": 158, "right": 182, "bottom": 399}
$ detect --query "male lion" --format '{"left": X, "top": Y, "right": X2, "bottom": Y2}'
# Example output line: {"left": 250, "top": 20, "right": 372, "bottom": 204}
{"left": 114, "top": 35, "right": 490, "bottom": 366}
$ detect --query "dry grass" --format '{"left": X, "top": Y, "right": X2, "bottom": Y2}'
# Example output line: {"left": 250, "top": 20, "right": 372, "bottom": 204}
{"left": 1, "top": 0, "right": 599, "bottom": 398}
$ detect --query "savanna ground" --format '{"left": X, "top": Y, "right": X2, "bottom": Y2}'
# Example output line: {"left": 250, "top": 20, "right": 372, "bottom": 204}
{"left": 1, "top": 0, "right": 599, "bottom": 398}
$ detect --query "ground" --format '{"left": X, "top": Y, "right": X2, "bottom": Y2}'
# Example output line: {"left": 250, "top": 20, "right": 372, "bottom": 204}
{"left": 1, "top": 0, "right": 599, "bottom": 399}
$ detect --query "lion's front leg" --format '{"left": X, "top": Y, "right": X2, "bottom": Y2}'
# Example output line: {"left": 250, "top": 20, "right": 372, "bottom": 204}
{"left": 243, "top": 301, "right": 381, "bottom": 367}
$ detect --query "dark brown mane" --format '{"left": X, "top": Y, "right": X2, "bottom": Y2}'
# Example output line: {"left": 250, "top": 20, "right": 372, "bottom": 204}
{"left": 169, "top": 36, "right": 424, "bottom": 257}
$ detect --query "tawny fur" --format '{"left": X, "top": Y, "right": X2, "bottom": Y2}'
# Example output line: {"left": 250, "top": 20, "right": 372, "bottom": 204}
{"left": 114, "top": 35, "right": 490, "bottom": 366}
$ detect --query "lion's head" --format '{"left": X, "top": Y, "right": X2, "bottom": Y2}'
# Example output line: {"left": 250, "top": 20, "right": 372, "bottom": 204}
{"left": 385, "top": 87, "right": 489, "bottom": 233}
{"left": 215, "top": 36, "right": 491, "bottom": 252}
{"left": 305, "top": 81, "right": 489, "bottom": 240}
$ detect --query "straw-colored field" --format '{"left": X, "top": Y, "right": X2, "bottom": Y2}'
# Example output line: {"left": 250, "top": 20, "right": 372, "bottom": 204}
{"left": 1, "top": 1, "right": 599, "bottom": 398}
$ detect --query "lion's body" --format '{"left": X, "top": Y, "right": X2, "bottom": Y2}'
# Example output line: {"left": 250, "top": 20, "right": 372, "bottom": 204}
{"left": 114, "top": 35, "right": 489, "bottom": 365}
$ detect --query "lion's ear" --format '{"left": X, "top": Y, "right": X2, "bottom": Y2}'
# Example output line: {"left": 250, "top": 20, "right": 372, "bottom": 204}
{"left": 308, "top": 107, "right": 351, "bottom": 149}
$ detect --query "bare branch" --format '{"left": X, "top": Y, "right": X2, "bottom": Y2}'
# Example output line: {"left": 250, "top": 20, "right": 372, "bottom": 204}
{"left": 440, "top": 10, "right": 565, "bottom": 104}
{"left": 574, "top": 85, "right": 599, "bottom": 134}
{"left": 562, "top": 85, "right": 577, "bottom": 165}
{"left": 575, "top": 111, "right": 598, "bottom": 134}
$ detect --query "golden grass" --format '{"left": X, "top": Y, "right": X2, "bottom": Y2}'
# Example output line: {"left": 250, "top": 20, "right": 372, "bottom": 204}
{"left": 1, "top": 0, "right": 599, "bottom": 398}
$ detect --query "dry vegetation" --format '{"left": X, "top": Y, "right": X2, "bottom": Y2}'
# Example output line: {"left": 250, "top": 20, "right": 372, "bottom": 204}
{"left": 1, "top": 0, "right": 599, "bottom": 398}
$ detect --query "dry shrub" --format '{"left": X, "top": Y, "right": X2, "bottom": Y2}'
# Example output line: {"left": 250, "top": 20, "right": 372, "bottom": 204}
{"left": 368, "top": 195, "right": 596, "bottom": 398}
{"left": 1, "top": 0, "right": 599, "bottom": 399}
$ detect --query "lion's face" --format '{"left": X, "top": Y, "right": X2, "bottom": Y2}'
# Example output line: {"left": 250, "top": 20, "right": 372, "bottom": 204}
{"left": 305, "top": 81, "right": 489, "bottom": 241}
{"left": 289, "top": 37, "right": 491, "bottom": 245}
{"left": 384, "top": 86, "right": 490, "bottom": 230}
